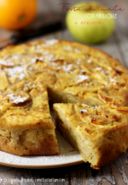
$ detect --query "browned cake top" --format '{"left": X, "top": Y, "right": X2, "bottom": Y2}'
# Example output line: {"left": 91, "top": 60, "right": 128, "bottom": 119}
{"left": 0, "top": 39, "right": 128, "bottom": 107}
{"left": 54, "top": 103, "right": 128, "bottom": 137}
{"left": 0, "top": 80, "right": 54, "bottom": 129}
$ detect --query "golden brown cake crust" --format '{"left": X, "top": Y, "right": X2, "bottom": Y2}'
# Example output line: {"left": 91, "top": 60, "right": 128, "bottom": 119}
{"left": 0, "top": 38, "right": 127, "bottom": 166}
{"left": 54, "top": 104, "right": 128, "bottom": 169}
{"left": 0, "top": 80, "right": 59, "bottom": 155}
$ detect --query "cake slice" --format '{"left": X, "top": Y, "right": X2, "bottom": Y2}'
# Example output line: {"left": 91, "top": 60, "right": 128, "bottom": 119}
{"left": 53, "top": 103, "right": 128, "bottom": 169}
{"left": 0, "top": 80, "right": 59, "bottom": 156}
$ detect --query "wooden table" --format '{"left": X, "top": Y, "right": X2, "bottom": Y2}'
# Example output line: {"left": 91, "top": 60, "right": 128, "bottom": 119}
{"left": 0, "top": 0, "right": 128, "bottom": 184}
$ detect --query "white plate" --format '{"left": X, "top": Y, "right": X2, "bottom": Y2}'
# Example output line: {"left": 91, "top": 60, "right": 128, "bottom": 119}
{"left": 0, "top": 132, "right": 83, "bottom": 169}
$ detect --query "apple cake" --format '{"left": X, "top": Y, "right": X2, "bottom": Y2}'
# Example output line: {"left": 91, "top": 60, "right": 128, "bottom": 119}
{"left": 0, "top": 38, "right": 128, "bottom": 168}
{"left": 54, "top": 103, "right": 128, "bottom": 169}
{"left": 0, "top": 79, "right": 59, "bottom": 156}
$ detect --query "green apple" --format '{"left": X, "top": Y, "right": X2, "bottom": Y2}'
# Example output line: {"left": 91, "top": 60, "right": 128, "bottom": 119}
{"left": 66, "top": 2, "right": 116, "bottom": 44}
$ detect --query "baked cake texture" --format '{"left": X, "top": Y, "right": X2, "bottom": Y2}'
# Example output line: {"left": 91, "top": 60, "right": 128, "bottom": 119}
{"left": 0, "top": 80, "right": 59, "bottom": 155}
{"left": 0, "top": 39, "right": 128, "bottom": 168}
{"left": 54, "top": 103, "right": 128, "bottom": 169}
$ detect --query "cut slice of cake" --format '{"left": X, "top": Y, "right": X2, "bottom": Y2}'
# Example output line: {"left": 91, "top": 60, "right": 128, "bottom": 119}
{"left": 53, "top": 103, "right": 128, "bottom": 169}
{"left": 0, "top": 80, "right": 59, "bottom": 156}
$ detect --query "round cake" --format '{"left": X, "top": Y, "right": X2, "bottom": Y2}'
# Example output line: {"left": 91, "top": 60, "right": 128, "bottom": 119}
{"left": 0, "top": 39, "right": 128, "bottom": 168}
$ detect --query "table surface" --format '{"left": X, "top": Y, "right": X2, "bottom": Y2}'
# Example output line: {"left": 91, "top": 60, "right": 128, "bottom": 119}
{"left": 0, "top": 0, "right": 128, "bottom": 184}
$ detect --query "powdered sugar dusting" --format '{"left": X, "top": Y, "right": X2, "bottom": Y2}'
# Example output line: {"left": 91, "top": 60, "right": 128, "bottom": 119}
{"left": 7, "top": 93, "right": 30, "bottom": 105}
{"left": 44, "top": 39, "right": 58, "bottom": 46}
{"left": 0, "top": 60, "right": 14, "bottom": 67}
{"left": 76, "top": 75, "right": 89, "bottom": 83}
{"left": 80, "top": 109, "right": 88, "bottom": 114}
{"left": 6, "top": 66, "right": 26, "bottom": 80}
{"left": 62, "top": 64, "right": 73, "bottom": 72}
{"left": 39, "top": 51, "right": 55, "bottom": 62}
